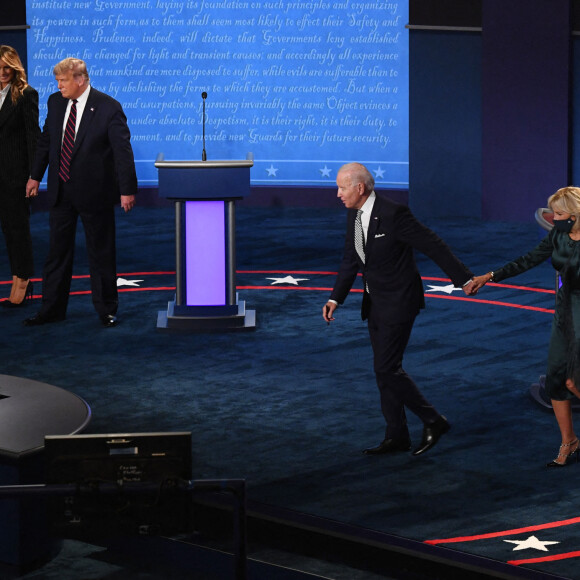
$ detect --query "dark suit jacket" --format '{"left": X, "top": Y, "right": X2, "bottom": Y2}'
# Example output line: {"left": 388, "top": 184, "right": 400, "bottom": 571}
{"left": 0, "top": 85, "right": 40, "bottom": 188}
{"left": 31, "top": 87, "right": 137, "bottom": 211}
{"left": 330, "top": 194, "right": 473, "bottom": 323}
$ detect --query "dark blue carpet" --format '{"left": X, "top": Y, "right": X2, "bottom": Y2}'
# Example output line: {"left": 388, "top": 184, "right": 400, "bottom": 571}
{"left": 1, "top": 204, "right": 577, "bottom": 579}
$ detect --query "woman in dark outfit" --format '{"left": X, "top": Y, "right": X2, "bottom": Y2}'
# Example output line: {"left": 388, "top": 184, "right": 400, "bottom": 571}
{"left": 472, "top": 187, "right": 580, "bottom": 467}
{"left": 0, "top": 45, "right": 40, "bottom": 306}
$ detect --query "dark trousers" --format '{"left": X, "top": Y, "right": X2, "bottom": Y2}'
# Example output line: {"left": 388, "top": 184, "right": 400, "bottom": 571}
{"left": 40, "top": 183, "right": 118, "bottom": 318}
{"left": 367, "top": 306, "right": 440, "bottom": 440}
{"left": 0, "top": 183, "right": 34, "bottom": 279}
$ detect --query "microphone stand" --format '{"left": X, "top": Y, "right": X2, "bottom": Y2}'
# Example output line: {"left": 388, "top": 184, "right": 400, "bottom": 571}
{"left": 201, "top": 92, "right": 207, "bottom": 161}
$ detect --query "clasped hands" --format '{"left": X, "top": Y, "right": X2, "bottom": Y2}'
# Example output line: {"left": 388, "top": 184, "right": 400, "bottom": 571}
{"left": 323, "top": 272, "right": 493, "bottom": 323}
{"left": 463, "top": 273, "right": 494, "bottom": 296}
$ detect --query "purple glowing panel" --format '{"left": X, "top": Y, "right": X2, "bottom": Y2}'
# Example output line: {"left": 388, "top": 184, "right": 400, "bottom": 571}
{"left": 184, "top": 201, "right": 226, "bottom": 306}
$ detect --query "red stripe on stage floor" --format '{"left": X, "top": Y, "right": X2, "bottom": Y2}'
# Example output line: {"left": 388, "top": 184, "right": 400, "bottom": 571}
{"left": 28, "top": 286, "right": 549, "bottom": 316}
{"left": 0, "top": 273, "right": 556, "bottom": 316}
{"left": 425, "top": 294, "right": 554, "bottom": 313}
{"left": 238, "top": 270, "right": 339, "bottom": 275}
{"left": 425, "top": 515, "right": 580, "bottom": 544}
{"left": 116, "top": 287, "right": 176, "bottom": 292}
{"left": 422, "top": 276, "right": 555, "bottom": 295}
{"left": 236, "top": 286, "right": 335, "bottom": 291}
{"left": 508, "top": 550, "right": 580, "bottom": 565}
{"left": 117, "top": 271, "right": 176, "bottom": 276}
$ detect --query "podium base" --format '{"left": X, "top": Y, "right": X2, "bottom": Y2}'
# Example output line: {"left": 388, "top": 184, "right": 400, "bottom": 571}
{"left": 157, "top": 298, "right": 256, "bottom": 332}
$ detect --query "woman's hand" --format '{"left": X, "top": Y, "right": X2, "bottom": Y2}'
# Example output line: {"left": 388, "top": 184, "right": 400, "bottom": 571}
{"left": 469, "top": 273, "right": 494, "bottom": 294}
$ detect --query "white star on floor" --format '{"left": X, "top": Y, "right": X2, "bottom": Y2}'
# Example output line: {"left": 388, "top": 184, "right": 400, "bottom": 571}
{"left": 504, "top": 535, "right": 560, "bottom": 551}
{"left": 117, "top": 278, "right": 144, "bottom": 287}
{"left": 320, "top": 165, "right": 332, "bottom": 178}
{"left": 266, "top": 164, "right": 278, "bottom": 177}
{"left": 425, "top": 284, "right": 462, "bottom": 294}
{"left": 266, "top": 275, "right": 309, "bottom": 285}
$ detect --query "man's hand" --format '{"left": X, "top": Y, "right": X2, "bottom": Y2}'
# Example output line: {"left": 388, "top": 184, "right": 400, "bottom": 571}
{"left": 26, "top": 179, "right": 40, "bottom": 198}
{"left": 469, "top": 273, "right": 493, "bottom": 294}
{"left": 462, "top": 279, "right": 476, "bottom": 295}
{"left": 121, "top": 195, "right": 136, "bottom": 212}
{"left": 322, "top": 301, "right": 337, "bottom": 323}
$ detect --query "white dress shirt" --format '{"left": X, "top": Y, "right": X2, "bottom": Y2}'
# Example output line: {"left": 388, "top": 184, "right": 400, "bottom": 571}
{"left": 358, "top": 190, "right": 376, "bottom": 243}
{"left": 62, "top": 85, "right": 91, "bottom": 143}
{"left": 0, "top": 83, "right": 11, "bottom": 110}
{"left": 327, "top": 191, "right": 377, "bottom": 306}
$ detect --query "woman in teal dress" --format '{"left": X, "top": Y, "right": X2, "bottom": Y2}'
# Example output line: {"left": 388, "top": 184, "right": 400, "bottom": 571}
{"left": 471, "top": 186, "right": 580, "bottom": 467}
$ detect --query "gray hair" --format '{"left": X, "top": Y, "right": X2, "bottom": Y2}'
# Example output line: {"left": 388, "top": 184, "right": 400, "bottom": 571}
{"left": 338, "top": 162, "right": 375, "bottom": 193}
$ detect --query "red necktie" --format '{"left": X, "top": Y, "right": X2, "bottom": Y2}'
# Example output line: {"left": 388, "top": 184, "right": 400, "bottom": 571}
{"left": 59, "top": 99, "right": 77, "bottom": 182}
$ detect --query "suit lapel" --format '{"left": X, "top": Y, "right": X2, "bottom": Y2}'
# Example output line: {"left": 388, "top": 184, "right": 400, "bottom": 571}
{"left": 0, "top": 95, "right": 14, "bottom": 128}
{"left": 72, "top": 89, "right": 96, "bottom": 155}
{"left": 56, "top": 96, "right": 68, "bottom": 150}
{"left": 365, "top": 202, "right": 381, "bottom": 257}
{"left": 71, "top": 89, "right": 97, "bottom": 157}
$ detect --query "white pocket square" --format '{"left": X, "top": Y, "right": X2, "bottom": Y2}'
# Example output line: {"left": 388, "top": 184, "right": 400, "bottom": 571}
{"left": 374, "top": 233, "right": 386, "bottom": 238}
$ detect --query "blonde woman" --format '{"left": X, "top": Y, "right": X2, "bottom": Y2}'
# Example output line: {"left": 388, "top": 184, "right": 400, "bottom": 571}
{"left": 0, "top": 45, "right": 40, "bottom": 307}
{"left": 471, "top": 187, "right": 580, "bottom": 467}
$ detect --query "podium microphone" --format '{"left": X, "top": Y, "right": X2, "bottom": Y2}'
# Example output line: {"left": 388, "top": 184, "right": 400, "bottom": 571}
{"left": 201, "top": 91, "right": 207, "bottom": 161}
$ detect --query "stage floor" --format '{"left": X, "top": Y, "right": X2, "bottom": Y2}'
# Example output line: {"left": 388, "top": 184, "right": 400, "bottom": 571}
{"left": 1, "top": 205, "right": 576, "bottom": 579}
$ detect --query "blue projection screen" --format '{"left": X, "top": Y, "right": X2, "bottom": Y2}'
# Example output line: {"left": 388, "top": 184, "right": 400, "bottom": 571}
{"left": 25, "top": 1, "right": 408, "bottom": 188}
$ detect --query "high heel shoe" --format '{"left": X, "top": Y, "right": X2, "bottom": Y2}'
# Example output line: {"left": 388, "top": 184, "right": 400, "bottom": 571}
{"left": 547, "top": 439, "right": 580, "bottom": 467}
{"left": 8, "top": 275, "right": 17, "bottom": 302}
{"left": 2, "top": 279, "right": 33, "bottom": 308}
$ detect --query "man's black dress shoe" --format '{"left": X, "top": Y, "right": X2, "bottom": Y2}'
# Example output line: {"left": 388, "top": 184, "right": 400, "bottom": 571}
{"left": 363, "top": 437, "right": 412, "bottom": 455}
{"left": 23, "top": 313, "right": 65, "bottom": 326}
{"left": 412, "top": 416, "right": 450, "bottom": 456}
{"left": 100, "top": 314, "right": 118, "bottom": 328}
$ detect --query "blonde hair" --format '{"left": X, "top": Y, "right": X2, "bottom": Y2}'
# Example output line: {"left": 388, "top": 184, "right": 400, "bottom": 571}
{"left": 548, "top": 187, "right": 580, "bottom": 232}
{"left": 0, "top": 45, "right": 29, "bottom": 104}
{"left": 53, "top": 57, "right": 90, "bottom": 83}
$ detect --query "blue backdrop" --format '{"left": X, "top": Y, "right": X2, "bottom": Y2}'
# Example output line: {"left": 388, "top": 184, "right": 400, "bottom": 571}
{"left": 26, "top": 0, "right": 409, "bottom": 189}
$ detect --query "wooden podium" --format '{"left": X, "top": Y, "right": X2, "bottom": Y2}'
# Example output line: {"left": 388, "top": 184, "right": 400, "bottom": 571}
{"left": 155, "top": 155, "right": 256, "bottom": 331}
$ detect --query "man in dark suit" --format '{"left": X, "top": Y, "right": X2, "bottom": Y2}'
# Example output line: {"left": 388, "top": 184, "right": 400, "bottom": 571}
{"left": 25, "top": 57, "right": 137, "bottom": 327}
{"left": 323, "top": 163, "right": 474, "bottom": 456}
